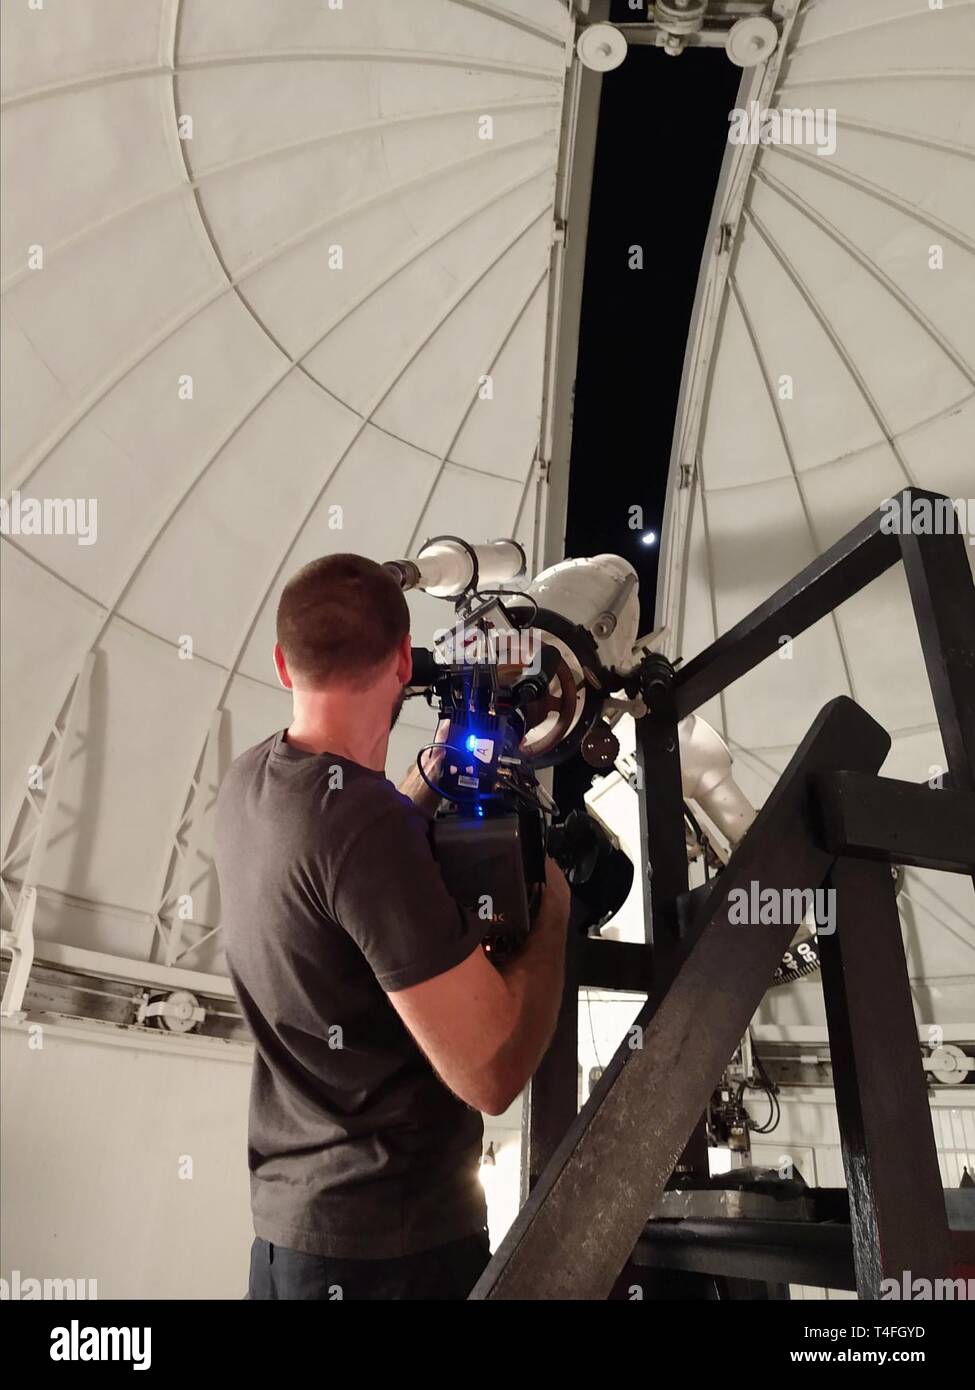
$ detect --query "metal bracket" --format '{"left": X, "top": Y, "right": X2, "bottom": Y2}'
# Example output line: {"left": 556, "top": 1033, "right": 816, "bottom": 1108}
{"left": 151, "top": 708, "right": 226, "bottom": 970}
{"left": 1, "top": 652, "right": 95, "bottom": 1018}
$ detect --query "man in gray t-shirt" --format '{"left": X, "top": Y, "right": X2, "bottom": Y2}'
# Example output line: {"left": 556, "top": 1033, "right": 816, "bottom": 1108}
{"left": 215, "top": 553, "right": 570, "bottom": 1300}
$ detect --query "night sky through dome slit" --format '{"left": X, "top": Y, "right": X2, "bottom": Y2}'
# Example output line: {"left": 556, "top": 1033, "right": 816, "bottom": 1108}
{"left": 559, "top": 15, "right": 741, "bottom": 812}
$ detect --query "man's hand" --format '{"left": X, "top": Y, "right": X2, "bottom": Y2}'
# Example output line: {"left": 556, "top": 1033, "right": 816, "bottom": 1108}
{"left": 397, "top": 718, "right": 451, "bottom": 818}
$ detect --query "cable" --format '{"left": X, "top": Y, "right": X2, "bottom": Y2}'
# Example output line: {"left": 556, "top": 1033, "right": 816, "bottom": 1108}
{"left": 683, "top": 801, "right": 712, "bottom": 882}
{"left": 478, "top": 588, "right": 540, "bottom": 626}
{"left": 737, "top": 1044, "right": 781, "bottom": 1134}
{"left": 533, "top": 781, "right": 560, "bottom": 817}
{"left": 498, "top": 777, "right": 558, "bottom": 821}
{"left": 583, "top": 988, "right": 603, "bottom": 1073}
{"left": 735, "top": 1079, "right": 778, "bottom": 1134}
{"left": 683, "top": 800, "right": 704, "bottom": 842}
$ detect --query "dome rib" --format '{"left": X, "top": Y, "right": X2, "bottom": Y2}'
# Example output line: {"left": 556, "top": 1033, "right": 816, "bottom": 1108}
{"left": 2, "top": 97, "right": 558, "bottom": 301}
{"left": 742, "top": 204, "right": 920, "bottom": 487}
{"left": 791, "top": 0, "right": 975, "bottom": 54}
{"left": 727, "top": 276, "right": 859, "bottom": 702}
{"left": 754, "top": 167, "right": 975, "bottom": 387}
{"left": 10, "top": 138, "right": 555, "bottom": 495}
{"left": 768, "top": 141, "right": 975, "bottom": 255}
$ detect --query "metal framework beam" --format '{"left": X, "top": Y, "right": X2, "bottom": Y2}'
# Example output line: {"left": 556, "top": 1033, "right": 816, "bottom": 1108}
{"left": 635, "top": 667, "right": 709, "bottom": 1178}
{"left": 814, "top": 772, "right": 975, "bottom": 875}
{"left": 1, "top": 653, "right": 95, "bottom": 1018}
{"left": 472, "top": 697, "right": 890, "bottom": 1299}
{"left": 820, "top": 856, "right": 952, "bottom": 1297}
{"left": 517, "top": 0, "right": 612, "bottom": 1195}
{"left": 538, "top": 0, "right": 611, "bottom": 571}
{"left": 634, "top": 1216, "right": 856, "bottom": 1292}
{"left": 151, "top": 708, "right": 225, "bottom": 970}
{"left": 899, "top": 527, "right": 975, "bottom": 794}
{"left": 520, "top": 931, "right": 581, "bottom": 1198}
{"left": 578, "top": 936, "right": 653, "bottom": 992}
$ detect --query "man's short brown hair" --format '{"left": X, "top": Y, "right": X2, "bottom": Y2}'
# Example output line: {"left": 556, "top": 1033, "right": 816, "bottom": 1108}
{"left": 276, "top": 554, "right": 410, "bottom": 689}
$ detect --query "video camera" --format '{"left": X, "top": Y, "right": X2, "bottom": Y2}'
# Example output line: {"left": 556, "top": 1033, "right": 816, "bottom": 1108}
{"left": 387, "top": 539, "right": 635, "bottom": 964}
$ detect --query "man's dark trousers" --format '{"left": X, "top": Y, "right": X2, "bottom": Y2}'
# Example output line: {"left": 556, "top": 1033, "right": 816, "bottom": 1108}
{"left": 248, "top": 1228, "right": 492, "bottom": 1300}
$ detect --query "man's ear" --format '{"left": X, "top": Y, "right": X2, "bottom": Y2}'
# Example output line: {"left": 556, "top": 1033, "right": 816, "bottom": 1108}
{"left": 273, "top": 642, "right": 293, "bottom": 691}
{"left": 396, "top": 632, "right": 413, "bottom": 686}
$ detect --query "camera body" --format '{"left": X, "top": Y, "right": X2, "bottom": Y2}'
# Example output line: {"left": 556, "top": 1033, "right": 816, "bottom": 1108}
{"left": 411, "top": 629, "right": 631, "bottom": 963}
{"left": 433, "top": 809, "right": 543, "bottom": 964}
{"left": 415, "top": 645, "right": 547, "bottom": 961}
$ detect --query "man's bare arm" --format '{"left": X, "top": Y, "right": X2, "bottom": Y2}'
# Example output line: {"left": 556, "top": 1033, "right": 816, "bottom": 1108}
{"left": 387, "top": 858, "right": 571, "bottom": 1115}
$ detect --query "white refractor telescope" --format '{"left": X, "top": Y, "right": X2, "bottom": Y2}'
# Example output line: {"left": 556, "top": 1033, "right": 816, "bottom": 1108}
{"left": 384, "top": 536, "right": 758, "bottom": 855}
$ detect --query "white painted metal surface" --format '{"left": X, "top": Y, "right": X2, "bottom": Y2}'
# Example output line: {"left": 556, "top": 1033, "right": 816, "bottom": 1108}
{"left": 653, "top": 0, "right": 975, "bottom": 1029}
{"left": 1, "top": 0, "right": 574, "bottom": 979}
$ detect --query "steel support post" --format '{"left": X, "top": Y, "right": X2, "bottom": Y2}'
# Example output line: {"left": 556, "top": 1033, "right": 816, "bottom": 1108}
{"left": 900, "top": 523, "right": 975, "bottom": 894}
{"left": 520, "top": 930, "right": 581, "bottom": 1200}
{"left": 635, "top": 662, "right": 710, "bottom": 1181}
{"left": 900, "top": 525, "right": 975, "bottom": 791}
{"left": 819, "top": 856, "right": 952, "bottom": 1297}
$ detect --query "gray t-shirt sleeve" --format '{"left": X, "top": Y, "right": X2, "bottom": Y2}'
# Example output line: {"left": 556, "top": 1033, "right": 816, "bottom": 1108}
{"left": 330, "top": 799, "right": 483, "bottom": 992}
